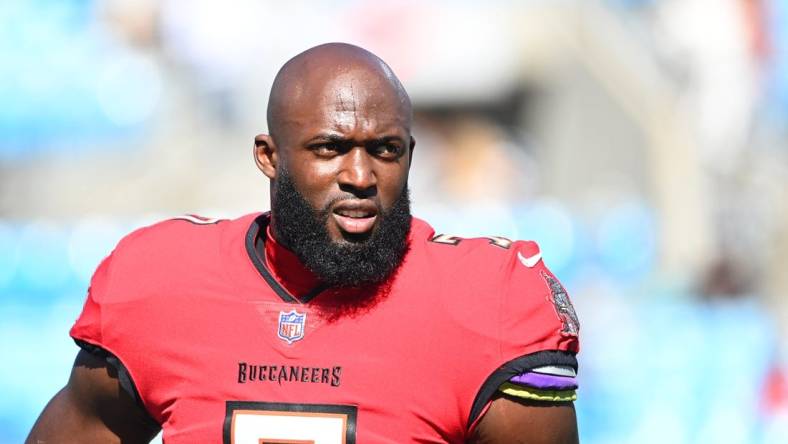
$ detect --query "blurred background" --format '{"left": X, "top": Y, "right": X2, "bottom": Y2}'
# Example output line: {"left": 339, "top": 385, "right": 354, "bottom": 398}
{"left": 2, "top": 0, "right": 788, "bottom": 442}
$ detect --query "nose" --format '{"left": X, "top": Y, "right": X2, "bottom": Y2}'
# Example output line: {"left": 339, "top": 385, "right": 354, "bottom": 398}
{"left": 337, "top": 146, "right": 377, "bottom": 197}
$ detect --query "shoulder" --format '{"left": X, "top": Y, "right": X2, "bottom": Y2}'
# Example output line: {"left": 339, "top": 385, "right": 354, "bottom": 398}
{"left": 91, "top": 213, "right": 258, "bottom": 302}
{"left": 409, "top": 215, "right": 579, "bottom": 347}
{"left": 409, "top": 216, "right": 544, "bottom": 282}
{"left": 117, "top": 214, "right": 232, "bottom": 250}
{"left": 112, "top": 212, "right": 257, "bottom": 259}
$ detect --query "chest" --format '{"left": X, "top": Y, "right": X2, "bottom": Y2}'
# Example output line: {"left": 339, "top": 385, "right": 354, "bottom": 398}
{"left": 126, "top": 289, "right": 486, "bottom": 443}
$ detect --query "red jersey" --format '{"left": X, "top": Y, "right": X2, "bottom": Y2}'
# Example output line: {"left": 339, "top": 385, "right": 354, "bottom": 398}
{"left": 70, "top": 213, "right": 579, "bottom": 443}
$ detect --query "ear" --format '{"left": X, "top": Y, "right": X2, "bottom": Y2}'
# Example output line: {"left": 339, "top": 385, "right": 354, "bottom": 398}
{"left": 407, "top": 136, "right": 416, "bottom": 172}
{"left": 254, "top": 134, "right": 278, "bottom": 179}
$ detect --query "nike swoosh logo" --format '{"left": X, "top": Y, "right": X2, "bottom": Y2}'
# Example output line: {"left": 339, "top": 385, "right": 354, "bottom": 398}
{"left": 517, "top": 251, "right": 542, "bottom": 268}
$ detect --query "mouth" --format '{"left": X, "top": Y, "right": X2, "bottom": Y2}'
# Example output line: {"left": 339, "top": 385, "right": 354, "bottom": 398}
{"left": 331, "top": 201, "right": 379, "bottom": 235}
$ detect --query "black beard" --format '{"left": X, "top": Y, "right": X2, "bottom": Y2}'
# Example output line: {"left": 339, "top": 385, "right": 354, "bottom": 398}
{"left": 271, "top": 169, "right": 411, "bottom": 288}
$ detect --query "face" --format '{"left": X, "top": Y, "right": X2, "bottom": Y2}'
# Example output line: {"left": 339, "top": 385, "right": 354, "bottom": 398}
{"left": 262, "top": 68, "right": 414, "bottom": 243}
{"left": 255, "top": 65, "right": 416, "bottom": 287}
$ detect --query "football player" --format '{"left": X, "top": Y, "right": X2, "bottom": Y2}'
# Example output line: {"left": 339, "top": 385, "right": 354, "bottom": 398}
{"left": 28, "top": 43, "right": 580, "bottom": 443}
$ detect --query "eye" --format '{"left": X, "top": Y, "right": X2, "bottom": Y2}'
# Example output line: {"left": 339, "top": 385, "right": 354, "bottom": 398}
{"left": 373, "top": 143, "right": 403, "bottom": 159}
{"left": 312, "top": 142, "right": 341, "bottom": 157}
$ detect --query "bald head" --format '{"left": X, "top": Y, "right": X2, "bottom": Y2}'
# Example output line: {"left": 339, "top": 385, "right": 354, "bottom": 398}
{"left": 266, "top": 43, "right": 412, "bottom": 144}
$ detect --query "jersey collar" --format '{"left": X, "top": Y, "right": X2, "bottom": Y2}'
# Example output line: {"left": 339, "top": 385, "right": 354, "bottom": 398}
{"left": 245, "top": 214, "right": 326, "bottom": 303}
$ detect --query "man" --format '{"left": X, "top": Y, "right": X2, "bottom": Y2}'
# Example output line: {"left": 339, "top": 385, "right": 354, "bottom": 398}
{"left": 28, "top": 43, "right": 580, "bottom": 443}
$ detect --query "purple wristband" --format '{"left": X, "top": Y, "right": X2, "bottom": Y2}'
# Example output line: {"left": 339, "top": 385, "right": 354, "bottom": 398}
{"left": 508, "top": 372, "right": 578, "bottom": 390}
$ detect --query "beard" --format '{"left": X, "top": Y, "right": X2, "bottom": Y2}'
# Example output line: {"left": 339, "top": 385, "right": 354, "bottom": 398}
{"left": 271, "top": 168, "right": 412, "bottom": 288}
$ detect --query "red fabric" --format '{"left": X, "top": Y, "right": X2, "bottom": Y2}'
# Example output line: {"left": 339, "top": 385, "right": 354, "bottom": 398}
{"left": 70, "top": 213, "right": 579, "bottom": 443}
{"left": 263, "top": 225, "right": 319, "bottom": 299}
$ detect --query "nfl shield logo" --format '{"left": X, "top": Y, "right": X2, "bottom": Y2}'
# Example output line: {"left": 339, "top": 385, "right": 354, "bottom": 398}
{"left": 277, "top": 310, "right": 306, "bottom": 344}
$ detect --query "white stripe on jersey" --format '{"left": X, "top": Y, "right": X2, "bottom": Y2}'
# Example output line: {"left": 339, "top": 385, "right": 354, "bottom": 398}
{"left": 530, "top": 365, "right": 577, "bottom": 377}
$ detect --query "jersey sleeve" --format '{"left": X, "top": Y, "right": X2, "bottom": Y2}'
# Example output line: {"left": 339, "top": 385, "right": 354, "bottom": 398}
{"left": 70, "top": 252, "right": 114, "bottom": 348}
{"left": 69, "top": 230, "right": 166, "bottom": 428}
{"left": 499, "top": 239, "right": 579, "bottom": 356}
{"left": 69, "top": 216, "right": 210, "bottom": 349}
{"left": 468, "top": 240, "right": 580, "bottom": 428}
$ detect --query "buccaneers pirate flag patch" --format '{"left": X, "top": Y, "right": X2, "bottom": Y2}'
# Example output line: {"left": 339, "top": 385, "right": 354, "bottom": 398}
{"left": 540, "top": 271, "right": 579, "bottom": 337}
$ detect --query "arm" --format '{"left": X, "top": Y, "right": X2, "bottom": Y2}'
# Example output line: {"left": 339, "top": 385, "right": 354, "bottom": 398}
{"left": 468, "top": 395, "right": 579, "bottom": 444}
{"left": 468, "top": 240, "right": 580, "bottom": 443}
{"left": 26, "top": 350, "right": 160, "bottom": 444}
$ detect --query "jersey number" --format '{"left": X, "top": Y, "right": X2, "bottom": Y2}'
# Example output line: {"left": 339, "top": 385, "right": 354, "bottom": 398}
{"left": 173, "top": 214, "right": 223, "bottom": 225}
{"left": 223, "top": 401, "right": 357, "bottom": 444}
{"left": 430, "top": 233, "right": 513, "bottom": 249}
